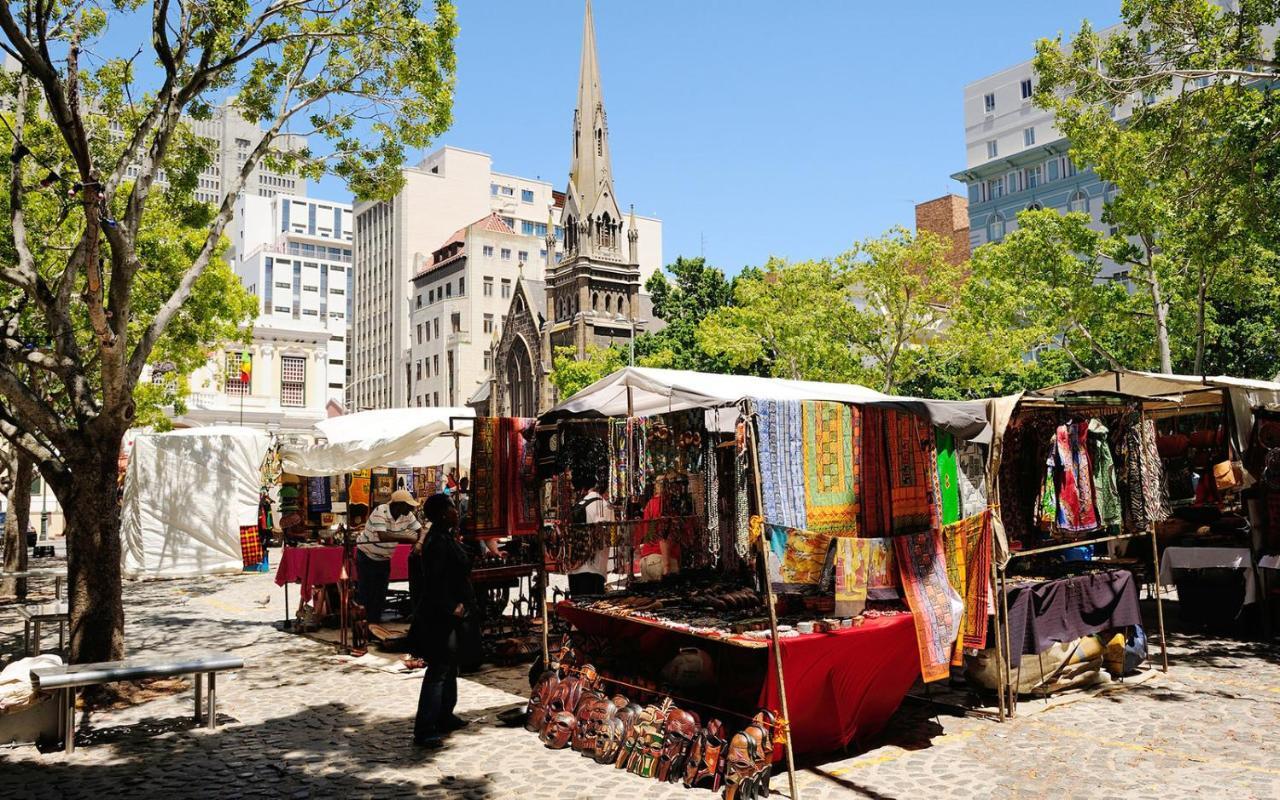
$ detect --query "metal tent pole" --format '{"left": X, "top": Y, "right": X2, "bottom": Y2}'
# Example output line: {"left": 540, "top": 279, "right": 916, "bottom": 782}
{"left": 989, "top": 546, "right": 1006, "bottom": 722}
{"left": 746, "top": 409, "right": 801, "bottom": 800}
{"left": 1149, "top": 524, "right": 1169, "bottom": 672}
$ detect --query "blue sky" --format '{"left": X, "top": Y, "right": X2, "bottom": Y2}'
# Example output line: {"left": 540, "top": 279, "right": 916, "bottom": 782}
{"left": 310, "top": 0, "right": 1121, "bottom": 276}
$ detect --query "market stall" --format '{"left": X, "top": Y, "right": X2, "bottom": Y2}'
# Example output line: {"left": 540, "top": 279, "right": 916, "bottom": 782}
{"left": 525, "top": 368, "right": 991, "bottom": 798}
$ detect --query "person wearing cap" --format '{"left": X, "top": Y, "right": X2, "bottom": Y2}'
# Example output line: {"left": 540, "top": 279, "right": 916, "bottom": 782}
{"left": 356, "top": 488, "right": 423, "bottom": 624}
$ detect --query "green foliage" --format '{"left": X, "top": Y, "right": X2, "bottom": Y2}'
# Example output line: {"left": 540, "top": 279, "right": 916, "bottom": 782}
{"left": 1033, "top": 0, "right": 1280, "bottom": 375}
{"left": 635, "top": 256, "right": 738, "bottom": 372}
{"left": 549, "top": 344, "right": 628, "bottom": 400}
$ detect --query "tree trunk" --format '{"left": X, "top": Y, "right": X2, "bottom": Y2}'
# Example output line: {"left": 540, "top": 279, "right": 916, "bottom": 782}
{"left": 58, "top": 449, "right": 125, "bottom": 664}
{"left": 1149, "top": 272, "right": 1172, "bottom": 374}
{"left": 1, "top": 450, "right": 33, "bottom": 600}
{"left": 1193, "top": 265, "right": 1209, "bottom": 376}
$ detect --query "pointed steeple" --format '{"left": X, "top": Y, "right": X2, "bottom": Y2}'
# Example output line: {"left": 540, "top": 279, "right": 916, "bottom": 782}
{"left": 565, "top": 0, "right": 622, "bottom": 261}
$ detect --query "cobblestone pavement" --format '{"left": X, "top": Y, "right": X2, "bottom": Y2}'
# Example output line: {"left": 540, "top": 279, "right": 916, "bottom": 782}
{"left": 1, "top": 565, "right": 1278, "bottom": 799}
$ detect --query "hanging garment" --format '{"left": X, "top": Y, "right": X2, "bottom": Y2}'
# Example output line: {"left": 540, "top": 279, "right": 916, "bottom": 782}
{"left": 1088, "top": 419, "right": 1123, "bottom": 531}
{"left": 895, "top": 528, "right": 964, "bottom": 683}
{"left": 507, "top": 417, "right": 541, "bottom": 536}
{"left": 941, "top": 517, "right": 968, "bottom": 666}
{"left": 886, "top": 409, "right": 941, "bottom": 537}
{"left": 764, "top": 522, "right": 832, "bottom": 591}
{"left": 866, "top": 537, "right": 900, "bottom": 600}
{"left": 960, "top": 511, "right": 992, "bottom": 651}
{"left": 754, "top": 399, "right": 808, "bottom": 531}
{"left": 1138, "top": 418, "right": 1170, "bottom": 525}
{"left": 935, "top": 430, "right": 961, "bottom": 526}
{"left": 801, "top": 401, "right": 860, "bottom": 537}
{"left": 1053, "top": 421, "right": 1100, "bottom": 533}
{"left": 470, "top": 417, "right": 503, "bottom": 535}
{"left": 955, "top": 440, "right": 988, "bottom": 519}
{"left": 860, "top": 407, "right": 893, "bottom": 538}
{"left": 306, "top": 476, "right": 332, "bottom": 514}
{"left": 833, "top": 537, "right": 871, "bottom": 617}
{"left": 348, "top": 470, "right": 371, "bottom": 507}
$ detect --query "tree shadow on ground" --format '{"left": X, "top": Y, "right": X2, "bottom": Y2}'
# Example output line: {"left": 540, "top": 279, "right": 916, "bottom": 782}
{"left": 0, "top": 701, "right": 496, "bottom": 800}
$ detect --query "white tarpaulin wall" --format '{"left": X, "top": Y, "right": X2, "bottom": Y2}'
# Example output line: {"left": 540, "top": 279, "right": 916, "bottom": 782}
{"left": 121, "top": 426, "right": 271, "bottom": 579}
{"left": 279, "top": 407, "right": 475, "bottom": 477}
{"left": 548, "top": 367, "right": 990, "bottom": 441}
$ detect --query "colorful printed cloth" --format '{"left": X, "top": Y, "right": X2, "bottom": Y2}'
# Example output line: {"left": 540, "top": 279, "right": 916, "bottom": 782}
{"left": 802, "top": 401, "right": 860, "bottom": 537}
{"left": 935, "top": 430, "right": 961, "bottom": 525}
{"left": 755, "top": 399, "right": 808, "bottom": 531}
{"left": 886, "top": 409, "right": 940, "bottom": 537}
{"left": 1138, "top": 418, "right": 1170, "bottom": 525}
{"left": 508, "top": 417, "right": 540, "bottom": 535}
{"left": 1053, "top": 421, "right": 1099, "bottom": 532}
{"left": 860, "top": 407, "right": 892, "bottom": 537}
{"left": 470, "top": 417, "right": 503, "bottom": 535}
{"left": 866, "top": 537, "right": 900, "bottom": 599}
{"left": 471, "top": 417, "right": 541, "bottom": 536}
{"left": 895, "top": 529, "right": 963, "bottom": 683}
{"left": 1088, "top": 419, "right": 1123, "bottom": 531}
{"left": 956, "top": 440, "right": 987, "bottom": 519}
{"left": 941, "top": 518, "right": 968, "bottom": 666}
{"left": 306, "top": 477, "right": 332, "bottom": 513}
{"left": 961, "top": 511, "right": 992, "bottom": 651}
{"left": 240, "top": 525, "right": 264, "bottom": 569}
{"left": 348, "top": 470, "right": 371, "bottom": 507}
{"left": 765, "top": 522, "right": 832, "bottom": 591}
{"left": 834, "top": 537, "right": 871, "bottom": 617}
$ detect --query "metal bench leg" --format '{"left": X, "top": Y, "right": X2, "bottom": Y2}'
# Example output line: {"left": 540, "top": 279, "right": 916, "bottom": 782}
{"left": 23, "top": 620, "right": 30, "bottom": 656}
{"left": 64, "top": 687, "right": 75, "bottom": 755}
{"left": 194, "top": 673, "right": 204, "bottom": 724}
{"left": 206, "top": 672, "right": 217, "bottom": 729}
{"left": 33, "top": 620, "right": 41, "bottom": 656}
{"left": 58, "top": 620, "right": 64, "bottom": 654}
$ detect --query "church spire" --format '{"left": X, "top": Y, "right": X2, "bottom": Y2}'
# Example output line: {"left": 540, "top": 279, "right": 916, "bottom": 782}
{"left": 565, "top": 0, "right": 622, "bottom": 260}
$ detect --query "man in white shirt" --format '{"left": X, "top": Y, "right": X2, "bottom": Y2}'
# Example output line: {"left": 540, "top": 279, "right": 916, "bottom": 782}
{"left": 568, "top": 477, "right": 614, "bottom": 596}
{"left": 357, "top": 489, "right": 422, "bottom": 623}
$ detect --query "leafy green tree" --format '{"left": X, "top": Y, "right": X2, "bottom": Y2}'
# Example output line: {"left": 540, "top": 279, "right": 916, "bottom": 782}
{"left": 0, "top": 1, "right": 457, "bottom": 662}
{"left": 1033, "top": 0, "right": 1280, "bottom": 375}
{"left": 635, "top": 256, "right": 737, "bottom": 372}
{"left": 549, "top": 344, "right": 628, "bottom": 400}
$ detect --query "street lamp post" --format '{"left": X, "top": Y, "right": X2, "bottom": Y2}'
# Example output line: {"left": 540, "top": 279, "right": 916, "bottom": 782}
{"left": 344, "top": 372, "right": 385, "bottom": 411}
{"left": 613, "top": 314, "right": 649, "bottom": 367}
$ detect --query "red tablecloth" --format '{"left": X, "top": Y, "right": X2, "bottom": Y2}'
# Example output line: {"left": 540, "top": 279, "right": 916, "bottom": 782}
{"left": 274, "top": 545, "right": 411, "bottom": 597}
{"left": 759, "top": 614, "right": 920, "bottom": 756}
{"left": 555, "top": 603, "right": 919, "bottom": 757}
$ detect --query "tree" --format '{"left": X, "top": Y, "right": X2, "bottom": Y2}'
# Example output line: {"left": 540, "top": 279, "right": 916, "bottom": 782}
{"left": 635, "top": 256, "right": 737, "bottom": 373}
{"left": 1033, "top": 0, "right": 1280, "bottom": 375}
{"left": 549, "top": 344, "right": 627, "bottom": 400}
{"left": 698, "top": 257, "right": 861, "bottom": 382}
{"left": 0, "top": 1, "right": 457, "bottom": 663}
{"left": 0, "top": 448, "right": 32, "bottom": 599}
{"left": 846, "top": 227, "right": 965, "bottom": 393}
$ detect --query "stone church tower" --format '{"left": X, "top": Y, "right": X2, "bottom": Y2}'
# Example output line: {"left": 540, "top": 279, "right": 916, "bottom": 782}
{"left": 543, "top": 0, "right": 645, "bottom": 363}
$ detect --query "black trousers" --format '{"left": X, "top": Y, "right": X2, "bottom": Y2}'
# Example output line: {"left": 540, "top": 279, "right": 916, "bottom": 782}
{"left": 568, "top": 572, "right": 606, "bottom": 596}
{"left": 356, "top": 551, "right": 391, "bottom": 623}
{"left": 414, "top": 626, "right": 459, "bottom": 741}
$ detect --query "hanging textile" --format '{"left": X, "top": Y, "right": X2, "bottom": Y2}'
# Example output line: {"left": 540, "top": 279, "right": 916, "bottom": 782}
{"left": 1088, "top": 419, "right": 1123, "bottom": 531}
{"left": 754, "top": 399, "right": 808, "bottom": 530}
{"left": 470, "top": 417, "right": 503, "bottom": 535}
{"left": 764, "top": 522, "right": 832, "bottom": 591}
{"left": 935, "top": 430, "right": 961, "bottom": 525}
{"left": 1052, "top": 421, "right": 1099, "bottom": 532}
{"left": 734, "top": 420, "right": 752, "bottom": 558}
{"left": 860, "top": 407, "right": 892, "bottom": 538}
{"left": 704, "top": 437, "right": 721, "bottom": 565}
{"left": 240, "top": 525, "right": 264, "bottom": 569}
{"left": 955, "top": 440, "right": 987, "bottom": 519}
{"left": 886, "top": 409, "right": 940, "bottom": 537}
{"left": 802, "top": 401, "right": 861, "bottom": 537}
{"left": 866, "top": 537, "right": 900, "bottom": 600}
{"left": 305, "top": 476, "right": 332, "bottom": 514}
{"left": 608, "top": 418, "right": 629, "bottom": 505}
{"left": 941, "top": 518, "right": 967, "bottom": 666}
{"left": 1139, "top": 418, "right": 1170, "bottom": 525}
{"left": 833, "top": 537, "right": 871, "bottom": 617}
{"left": 894, "top": 529, "right": 964, "bottom": 683}
{"left": 961, "top": 510, "right": 992, "bottom": 651}
{"left": 508, "top": 417, "right": 540, "bottom": 536}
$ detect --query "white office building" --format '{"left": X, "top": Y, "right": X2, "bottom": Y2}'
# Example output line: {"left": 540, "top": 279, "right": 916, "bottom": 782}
{"left": 350, "top": 145, "right": 661, "bottom": 410}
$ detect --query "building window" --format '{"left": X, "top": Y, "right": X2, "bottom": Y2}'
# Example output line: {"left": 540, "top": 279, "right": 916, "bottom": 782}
{"left": 433, "top": 355, "right": 439, "bottom": 375}
{"left": 521, "top": 220, "right": 535, "bottom": 235}
{"left": 984, "top": 92, "right": 995, "bottom": 113}
{"left": 987, "top": 213, "right": 1007, "bottom": 242}
{"left": 517, "top": 250, "right": 528, "bottom": 263}
{"left": 483, "top": 313, "right": 494, "bottom": 334}
{"left": 1068, "top": 190, "right": 1090, "bottom": 214}
{"left": 445, "top": 283, "right": 452, "bottom": 298}
{"left": 501, "top": 279, "right": 511, "bottom": 299}
{"left": 1020, "top": 78, "right": 1033, "bottom": 99}
{"left": 224, "top": 352, "right": 250, "bottom": 396}
{"left": 521, "top": 189, "right": 534, "bottom": 203}
{"left": 281, "top": 355, "right": 305, "bottom": 407}
{"left": 986, "top": 176, "right": 1004, "bottom": 200}
{"left": 458, "top": 277, "right": 465, "bottom": 296}
{"left": 417, "top": 324, "right": 423, "bottom": 344}
{"left": 1024, "top": 164, "right": 1042, "bottom": 189}
{"left": 416, "top": 361, "right": 422, "bottom": 380}
{"left": 484, "top": 350, "right": 492, "bottom": 371}
{"left": 539, "top": 249, "right": 548, "bottom": 260}
{"left": 1023, "top": 127, "right": 1035, "bottom": 146}
{"left": 500, "top": 248, "right": 511, "bottom": 260}
{"left": 501, "top": 216, "right": 515, "bottom": 229}
{"left": 986, "top": 140, "right": 998, "bottom": 159}
{"left": 434, "top": 319, "right": 439, "bottom": 338}
{"left": 483, "top": 245, "right": 494, "bottom": 257}
{"left": 483, "top": 277, "right": 493, "bottom": 297}
{"left": 500, "top": 185, "right": 514, "bottom": 197}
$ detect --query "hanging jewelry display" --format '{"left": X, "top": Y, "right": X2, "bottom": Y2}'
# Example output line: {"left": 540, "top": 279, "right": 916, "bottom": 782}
{"left": 734, "top": 419, "right": 751, "bottom": 558}
{"left": 704, "top": 435, "right": 721, "bottom": 566}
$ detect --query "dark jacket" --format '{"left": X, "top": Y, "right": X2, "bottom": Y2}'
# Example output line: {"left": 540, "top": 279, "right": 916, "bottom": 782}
{"left": 418, "top": 525, "right": 476, "bottom": 629}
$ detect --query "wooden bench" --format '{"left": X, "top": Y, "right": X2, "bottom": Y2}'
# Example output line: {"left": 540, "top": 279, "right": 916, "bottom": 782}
{"left": 30, "top": 651, "right": 245, "bottom": 754}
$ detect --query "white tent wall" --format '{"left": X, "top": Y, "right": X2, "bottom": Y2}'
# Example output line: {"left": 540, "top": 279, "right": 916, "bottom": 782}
{"left": 121, "top": 427, "right": 271, "bottom": 579}
{"left": 278, "top": 407, "right": 475, "bottom": 477}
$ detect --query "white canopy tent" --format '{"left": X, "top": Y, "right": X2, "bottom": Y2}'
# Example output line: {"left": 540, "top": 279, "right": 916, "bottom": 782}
{"left": 121, "top": 426, "right": 271, "bottom": 579}
{"left": 279, "top": 407, "right": 475, "bottom": 477}
{"left": 547, "top": 367, "right": 990, "bottom": 441}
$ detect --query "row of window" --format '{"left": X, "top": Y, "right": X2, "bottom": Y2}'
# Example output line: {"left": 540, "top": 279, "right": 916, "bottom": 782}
{"left": 972, "top": 155, "right": 1082, "bottom": 204}
{"left": 982, "top": 188, "right": 1100, "bottom": 242}
{"left": 482, "top": 277, "right": 512, "bottom": 299}
{"left": 481, "top": 245, "right": 551, "bottom": 263}
{"left": 491, "top": 184, "right": 537, "bottom": 204}
{"left": 982, "top": 78, "right": 1034, "bottom": 114}
{"left": 986, "top": 126, "right": 1037, "bottom": 160}
{"left": 224, "top": 352, "right": 307, "bottom": 407}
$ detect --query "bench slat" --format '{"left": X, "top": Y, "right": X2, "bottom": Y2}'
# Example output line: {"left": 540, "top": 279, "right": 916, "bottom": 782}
{"left": 31, "top": 652, "right": 244, "bottom": 690}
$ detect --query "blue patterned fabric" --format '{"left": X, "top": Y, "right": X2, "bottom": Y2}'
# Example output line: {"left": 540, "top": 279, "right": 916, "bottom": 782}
{"left": 754, "top": 398, "right": 807, "bottom": 531}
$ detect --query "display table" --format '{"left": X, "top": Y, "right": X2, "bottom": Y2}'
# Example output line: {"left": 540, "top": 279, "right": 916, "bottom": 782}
{"left": 999, "top": 570, "right": 1143, "bottom": 656}
{"left": 1159, "top": 547, "right": 1257, "bottom": 605}
{"left": 555, "top": 602, "right": 920, "bottom": 757}
{"left": 274, "top": 544, "right": 411, "bottom": 598}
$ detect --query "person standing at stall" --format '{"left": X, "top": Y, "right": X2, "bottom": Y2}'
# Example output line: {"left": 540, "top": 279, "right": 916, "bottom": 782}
{"left": 567, "top": 473, "right": 614, "bottom": 596}
{"left": 413, "top": 492, "right": 476, "bottom": 747}
{"left": 356, "top": 489, "right": 422, "bottom": 624}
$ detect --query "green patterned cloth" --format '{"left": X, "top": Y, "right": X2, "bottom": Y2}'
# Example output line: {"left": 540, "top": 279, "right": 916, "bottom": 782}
{"left": 1088, "top": 418, "right": 1123, "bottom": 531}
{"left": 935, "top": 430, "right": 961, "bottom": 525}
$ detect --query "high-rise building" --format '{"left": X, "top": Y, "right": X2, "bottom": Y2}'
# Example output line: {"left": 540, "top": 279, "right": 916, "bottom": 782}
{"left": 350, "top": 141, "right": 662, "bottom": 410}
{"left": 232, "top": 193, "right": 354, "bottom": 401}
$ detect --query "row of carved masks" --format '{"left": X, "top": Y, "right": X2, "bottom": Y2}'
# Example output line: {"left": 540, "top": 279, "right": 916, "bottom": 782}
{"left": 683, "top": 718, "right": 728, "bottom": 791}
{"left": 536, "top": 665, "right": 600, "bottom": 749}
{"left": 618, "top": 698, "right": 673, "bottom": 778}
{"left": 723, "top": 710, "right": 777, "bottom": 800}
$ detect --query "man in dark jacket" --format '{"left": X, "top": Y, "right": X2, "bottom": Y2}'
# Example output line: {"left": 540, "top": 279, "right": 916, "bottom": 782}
{"left": 413, "top": 492, "right": 476, "bottom": 747}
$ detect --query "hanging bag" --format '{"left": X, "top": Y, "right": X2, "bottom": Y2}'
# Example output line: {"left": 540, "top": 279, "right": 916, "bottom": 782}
{"left": 1214, "top": 432, "right": 1243, "bottom": 493}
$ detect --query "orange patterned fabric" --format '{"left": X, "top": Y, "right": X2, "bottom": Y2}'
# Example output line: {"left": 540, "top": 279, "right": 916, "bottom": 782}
{"left": 802, "top": 401, "right": 860, "bottom": 537}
